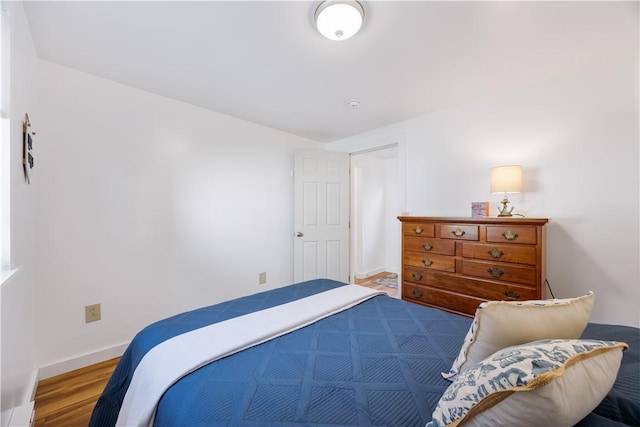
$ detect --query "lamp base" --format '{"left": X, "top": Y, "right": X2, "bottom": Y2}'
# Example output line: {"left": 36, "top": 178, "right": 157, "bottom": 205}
{"left": 497, "top": 196, "right": 515, "bottom": 217}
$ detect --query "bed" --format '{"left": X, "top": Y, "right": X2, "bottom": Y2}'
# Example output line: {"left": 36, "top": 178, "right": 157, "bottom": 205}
{"left": 89, "top": 279, "right": 640, "bottom": 426}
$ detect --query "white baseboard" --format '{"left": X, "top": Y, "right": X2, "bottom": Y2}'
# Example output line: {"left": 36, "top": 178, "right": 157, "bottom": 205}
{"left": 26, "top": 369, "right": 38, "bottom": 402}
{"left": 7, "top": 401, "right": 34, "bottom": 427}
{"left": 37, "top": 342, "right": 129, "bottom": 380}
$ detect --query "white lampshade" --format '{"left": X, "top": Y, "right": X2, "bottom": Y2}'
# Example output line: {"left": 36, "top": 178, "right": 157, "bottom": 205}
{"left": 315, "top": 1, "right": 364, "bottom": 41}
{"left": 490, "top": 165, "right": 522, "bottom": 194}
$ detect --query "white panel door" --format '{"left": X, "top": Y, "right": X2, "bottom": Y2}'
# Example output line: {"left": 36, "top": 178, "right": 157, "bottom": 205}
{"left": 294, "top": 151, "right": 350, "bottom": 283}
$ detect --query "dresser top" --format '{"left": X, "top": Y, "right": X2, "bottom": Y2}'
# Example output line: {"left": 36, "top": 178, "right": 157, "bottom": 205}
{"left": 397, "top": 216, "right": 548, "bottom": 226}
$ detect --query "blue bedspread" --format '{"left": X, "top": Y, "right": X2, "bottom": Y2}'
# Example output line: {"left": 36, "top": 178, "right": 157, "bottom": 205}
{"left": 579, "top": 323, "right": 640, "bottom": 426}
{"left": 90, "top": 279, "right": 640, "bottom": 426}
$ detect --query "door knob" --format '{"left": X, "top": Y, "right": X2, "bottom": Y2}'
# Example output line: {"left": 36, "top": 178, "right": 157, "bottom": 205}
{"left": 296, "top": 232, "right": 304, "bottom": 237}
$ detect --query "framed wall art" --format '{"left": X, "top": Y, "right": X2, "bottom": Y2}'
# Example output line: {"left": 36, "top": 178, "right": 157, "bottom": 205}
{"left": 22, "top": 112, "right": 34, "bottom": 184}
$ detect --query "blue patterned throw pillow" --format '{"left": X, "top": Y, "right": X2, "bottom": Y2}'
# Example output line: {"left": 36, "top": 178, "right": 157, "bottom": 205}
{"left": 428, "top": 338, "right": 627, "bottom": 427}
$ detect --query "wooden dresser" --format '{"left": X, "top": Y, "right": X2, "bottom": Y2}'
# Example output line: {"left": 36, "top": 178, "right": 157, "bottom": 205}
{"left": 398, "top": 216, "right": 548, "bottom": 317}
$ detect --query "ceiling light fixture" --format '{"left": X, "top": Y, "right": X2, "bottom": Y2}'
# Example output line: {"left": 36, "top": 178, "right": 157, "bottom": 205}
{"left": 315, "top": 1, "right": 365, "bottom": 41}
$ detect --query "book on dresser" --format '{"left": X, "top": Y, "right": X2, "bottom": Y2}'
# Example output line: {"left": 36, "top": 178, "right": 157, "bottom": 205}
{"left": 397, "top": 216, "right": 548, "bottom": 317}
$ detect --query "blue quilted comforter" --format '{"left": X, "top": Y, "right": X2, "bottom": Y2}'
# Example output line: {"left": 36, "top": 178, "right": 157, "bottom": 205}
{"left": 90, "top": 279, "right": 640, "bottom": 426}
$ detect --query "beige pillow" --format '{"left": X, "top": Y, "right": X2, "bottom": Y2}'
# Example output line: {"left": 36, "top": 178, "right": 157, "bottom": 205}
{"left": 428, "top": 338, "right": 627, "bottom": 427}
{"left": 443, "top": 292, "right": 594, "bottom": 380}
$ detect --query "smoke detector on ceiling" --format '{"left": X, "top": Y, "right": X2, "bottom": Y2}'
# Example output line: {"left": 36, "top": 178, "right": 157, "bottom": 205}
{"left": 347, "top": 99, "right": 361, "bottom": 109}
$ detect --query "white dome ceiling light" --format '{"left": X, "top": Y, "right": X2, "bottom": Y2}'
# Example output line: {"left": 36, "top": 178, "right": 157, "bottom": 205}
{"left": 314, "top": 1, "right": 365, "bottom": 41}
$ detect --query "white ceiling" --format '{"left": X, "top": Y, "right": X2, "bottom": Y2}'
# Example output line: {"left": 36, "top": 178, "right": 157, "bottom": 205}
{"left": 23, "top": 1, "right": 638, "bottom": 143}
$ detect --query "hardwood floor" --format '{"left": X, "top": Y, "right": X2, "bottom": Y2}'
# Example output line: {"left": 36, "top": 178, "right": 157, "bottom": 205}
{"left": 33, "top": 275, "right": 398, "bottom": 426}
{"left": 34, "top": 357, "right": 119, "bottom": 427}
{"left": 354, "top": 271, "right": 399, "bottom": 298}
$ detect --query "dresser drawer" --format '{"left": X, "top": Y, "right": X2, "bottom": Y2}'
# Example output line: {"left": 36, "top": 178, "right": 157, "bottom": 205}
{"left": 403, "top": 236, "right": 455, "bottom": 255}
{"left": 403, "top": 266, "right": 430, "bottom": 284}
{"left": 403, "top": 283, "right": 484, "bottom": 316}
{"left": 404, "top": 252, "right": 455, "bottom": 272}
{"left": 461, "top": 259, "right": 536, "bottom": 285}
{"left": 462, "top": 242, "right": 537, "bottom": 265}
{"left": 403, "top": 222, "right": 435, "bottom": 237}
{"left": 440, "top": 224, "right": 479, "bottom": 241}
{"left": 403, "top": 267, "right": 539, "bottom": 302}
{"left": 487, "top": 225, "right": 537, "bottom": 244}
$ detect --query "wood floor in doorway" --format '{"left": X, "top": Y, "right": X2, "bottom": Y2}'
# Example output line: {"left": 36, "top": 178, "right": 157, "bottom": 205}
{"left": 354, "top": 271, "right": 399, "bottom": 298}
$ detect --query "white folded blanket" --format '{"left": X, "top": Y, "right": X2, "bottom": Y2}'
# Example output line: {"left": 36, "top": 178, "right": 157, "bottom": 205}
{"left": 116, "top": 284, "right": 384, "bottom": 427}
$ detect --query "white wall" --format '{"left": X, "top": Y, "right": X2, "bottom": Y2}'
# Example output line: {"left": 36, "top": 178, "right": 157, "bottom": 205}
{"left": 1, "top": 1, "right": 38, "bottom": 420}
{"left": 328, "top": 59, "right": 640, "bottom": 328}
{"left": 34, "top": 61, "right": 321, "bottom": 375}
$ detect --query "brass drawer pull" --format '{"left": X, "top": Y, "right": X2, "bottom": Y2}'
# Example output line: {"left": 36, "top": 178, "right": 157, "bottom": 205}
{"left": 488, "top": 248, "right": 504, "bottom": 258}
{"left": 503, "top": 290, "right": 520, "bottom": 300}
{"left": 502, "top": 230, "right": 518, "bottom": 241}
{"left": 452, "top": 228, "right": 466, "bottom": 237}
{"left": 422, "top": 243, "right": 432, "bottom": 251}
{"left": 422, "top": 259, "right": 433, "bottom": 267}
{"left": 411, "top": 272, "right": 423, "bottom": 281}
{"left": 487, "top": 267, "right": 504, "bottom": 278}
{"left": 412, "top": 289, "right": 423, "bottom": 298}
{"left": 414, "top": 226, "right": 423, "bottom": 234}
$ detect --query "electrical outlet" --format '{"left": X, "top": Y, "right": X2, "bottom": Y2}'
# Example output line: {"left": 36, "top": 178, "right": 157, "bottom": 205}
{"left": 85, "top": 303, "right": 101, "bottom": 323}
{"left": 259, "top": 272, "right": 267, "bottom": 284}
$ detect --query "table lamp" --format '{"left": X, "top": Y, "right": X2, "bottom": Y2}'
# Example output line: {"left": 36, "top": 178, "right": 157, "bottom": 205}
{"left": 490, "top": 165, "right": 522, "bottom": 217}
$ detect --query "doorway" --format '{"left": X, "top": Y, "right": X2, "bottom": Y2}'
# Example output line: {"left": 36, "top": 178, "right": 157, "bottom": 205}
{"left": 350, "top": 145, "right": 402, "bottom": 296}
